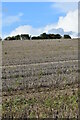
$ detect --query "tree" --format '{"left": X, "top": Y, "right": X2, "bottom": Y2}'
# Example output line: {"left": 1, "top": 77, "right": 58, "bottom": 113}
{"left": 64, "top": 35, "right": 71, "bottom": 39}
{"left": 40, "top": 33, "right": 49, "bottom": 39}
{"left": 0, "top": 37, "right": 2, "bottom": 41}
{"left": 15, "top": 35, "right": 20, "bottom": 40}
{"left": 4, "top": 37, "right": 11, "bottom": 41}
{"left": 54, "top": 34, "right": 62, "bottom": 39}
{"left": 4, "top": 36, "right": 16, "bottom": 40}
{"left": 4, "top": 33, "right": 64, "bottom": 41}
{"left": 21, "top": 34, "right": 30, "bottom": 40}
{"left": 9, "top": 36, "right": 16, "bottom": 40}
{"left": 48, "top": 34, "right": 55, "bottom": 39}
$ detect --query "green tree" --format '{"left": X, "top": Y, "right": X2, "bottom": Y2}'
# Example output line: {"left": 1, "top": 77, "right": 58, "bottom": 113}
{"left": 54, "top": 34, "right": 62, "bottom": 39}
{"left": 40, "top": 33, "right": 49, "bottom": 39}
{"left": 15, "top": 35, "right": 21, "bottom": 40}
{"left": 21, "top": 34, "right": 30, "bottom": 40}
{"left": 64, "top": 35, "right": 71, "bottom": 39}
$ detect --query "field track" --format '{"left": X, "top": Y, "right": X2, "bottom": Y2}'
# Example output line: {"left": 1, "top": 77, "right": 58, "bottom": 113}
{"left": 2, "top": 59, "right": 78, "bottom": 68}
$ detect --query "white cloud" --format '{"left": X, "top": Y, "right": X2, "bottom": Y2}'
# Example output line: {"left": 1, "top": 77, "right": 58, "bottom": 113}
{"left": 9, "top": 25, "right": 43, "bottom": 37}
{"left": 3, "top": 13, "right": 23, "bottom": 26}
{"left": 48, "top": 28, "right": 74, "bottom": 35}
{"left": 5, "top": 9, "right": 78, "bottom": 38}
{"left": 56, "top": 9, "right": 78, "bottom": 33}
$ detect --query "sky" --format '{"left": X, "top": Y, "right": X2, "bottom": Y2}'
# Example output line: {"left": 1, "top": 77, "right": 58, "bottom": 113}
{"left": 1, "top": 2, "right": 78, "bottom": 38}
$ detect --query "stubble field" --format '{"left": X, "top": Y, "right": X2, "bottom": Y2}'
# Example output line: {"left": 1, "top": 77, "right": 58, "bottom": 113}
{"left": 2, "top": 39, "right": 79, "bottom": 118}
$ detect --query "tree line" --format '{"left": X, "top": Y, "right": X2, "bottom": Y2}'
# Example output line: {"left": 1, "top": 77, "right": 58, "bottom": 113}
{"left": 1, "top": 33, "right": 71, "bottom": 41}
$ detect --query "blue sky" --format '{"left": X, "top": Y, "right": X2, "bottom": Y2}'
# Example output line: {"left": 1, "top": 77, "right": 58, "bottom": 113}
{"left": 2, "top": 2, "right": 78, "bottom": 38}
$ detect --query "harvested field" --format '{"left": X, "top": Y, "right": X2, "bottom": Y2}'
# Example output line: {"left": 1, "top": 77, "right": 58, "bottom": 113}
{"left": 2, "top": 39, "right": 79, "bottom": 119}
{"left": 2, "top": 39, "right": 78, "bottom": 66}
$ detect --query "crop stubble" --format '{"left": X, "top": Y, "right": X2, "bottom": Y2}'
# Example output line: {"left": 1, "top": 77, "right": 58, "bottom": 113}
{"left": 2, "top": 39, "right": 79, "bottom": 118}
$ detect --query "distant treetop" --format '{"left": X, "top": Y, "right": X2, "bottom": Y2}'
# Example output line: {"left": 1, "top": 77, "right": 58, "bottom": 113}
{"left": 4, "top": 33, "right": 71, "bottom": 41}
{"left": 63, "top": 34, "right": 71, "bottom": 39}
